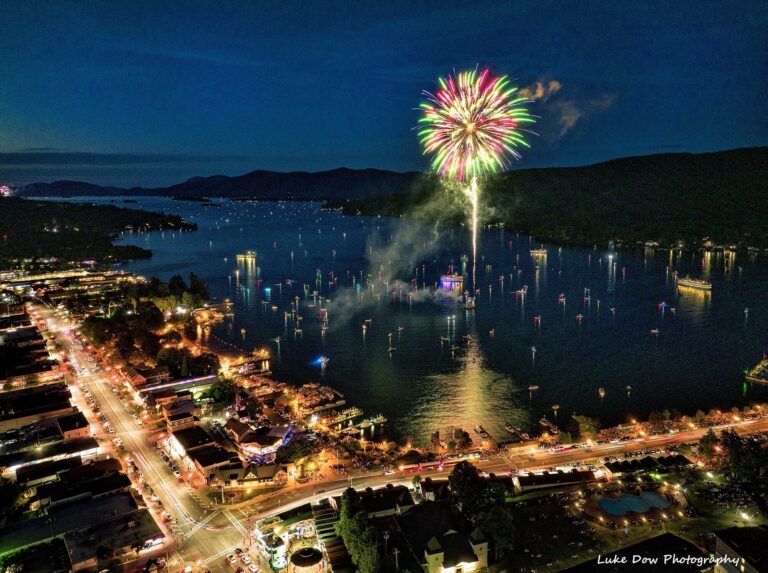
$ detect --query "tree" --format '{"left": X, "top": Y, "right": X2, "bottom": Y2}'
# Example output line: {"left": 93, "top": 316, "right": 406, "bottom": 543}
{"left": 479, "top": 505, "right": 516, "bottom": 551}
{"left": 168, "top": 275, "right": 188, "bottom": 298}
{"left": 335, "top": 488, "right": 380, "bottom": 572}
{"left": 0, "top": 478, "right": 20, "bottom": 520}
{"left": 276, "top": 437, "right": 314, "bottom": 463}
{"left": 202, "top": 378, "right": 236, "bottom": 403}
{"left": 183, "top": 317, "right": 198, "bottom": 340}
{"left": 190, "top": 352, "right": 220, "bottom": 376}
{"left": 189, "top": 272, "right": 210, "bottom": 301}
{"left": 662, "top": 409, "right": 671, "bottom": 421}
{"left": 570, "top": 415, "right": 601, "bottom": 440}
{"left": 558, "top": 431, "right": 573, "bottom": 444}
{"left": 699, "top": 429, "right": 718, "bottom": 459}
{"left": 648, "top": 410, "right": 664, "bottom": 423}
{"left": 694, "top": 410, "right": 706, "bottom": 423}
{"left": 719, "top": 429, "right": 766, "bottom": 482}
{"left": 135, "top": 301, "right": 164, "bottom": 330}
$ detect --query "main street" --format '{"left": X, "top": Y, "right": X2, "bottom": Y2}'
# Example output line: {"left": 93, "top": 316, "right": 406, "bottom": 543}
{"left": 35, "top": 304, "right": 247, "bottom": 571}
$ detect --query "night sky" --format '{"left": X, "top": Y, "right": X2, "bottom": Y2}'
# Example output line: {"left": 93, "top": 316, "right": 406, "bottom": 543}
{"left": 1, "top": 1, "right": 766, "bottom": 186}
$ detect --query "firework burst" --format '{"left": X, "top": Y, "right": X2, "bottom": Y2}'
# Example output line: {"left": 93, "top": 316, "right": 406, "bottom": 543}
{"left": 417, "top": 68, "right": 535, "bottom": 182}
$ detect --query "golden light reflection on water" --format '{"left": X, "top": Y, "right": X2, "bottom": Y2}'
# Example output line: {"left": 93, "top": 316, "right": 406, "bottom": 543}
{"left": 406, "top": 334, "right": 527, "bottom": 443}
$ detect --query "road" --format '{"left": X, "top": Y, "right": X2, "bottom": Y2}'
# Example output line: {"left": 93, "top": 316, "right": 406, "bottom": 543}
{"left": 35, "top": 304, "right": 249, "bottom": 572}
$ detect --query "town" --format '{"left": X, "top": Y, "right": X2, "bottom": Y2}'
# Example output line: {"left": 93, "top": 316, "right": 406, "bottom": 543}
{"left": 1, "top": 266, "right": 766, "bottom": 573}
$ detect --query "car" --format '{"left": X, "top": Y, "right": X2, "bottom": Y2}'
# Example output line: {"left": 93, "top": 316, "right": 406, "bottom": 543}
{"left": 226, "top": 554, "right": 237, "bottom": 564}
{"left": 247, "top": 564, "right": 258, "bottom": 573}
{"left": 383, "top": 469, "right": 395, "bottom": 476}
{"left": 240, "top": 554, "right": 251, "bottom": 564}
{"left": 173, "top": 471, "right": 181, "bottom": 478}
{"left": 234, "top": 548, "right": 243, "bottom": 555}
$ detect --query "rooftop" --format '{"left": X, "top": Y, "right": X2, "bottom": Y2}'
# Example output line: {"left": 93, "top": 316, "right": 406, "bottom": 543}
{"left": 715, "top": 525, "right": 768, "bottom": 572}
{"left": 56, "top": 411, "right": 89, "bottom": 433}
{"left": 170, "top": 426, "right": 213, "bottom": 452}
{"left": 0, "top": 437, "right": 99, "bottom": 469}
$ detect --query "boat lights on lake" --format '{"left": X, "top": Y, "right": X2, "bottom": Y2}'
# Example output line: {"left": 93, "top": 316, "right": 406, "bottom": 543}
{"left": 440, "top": 273, "right": 464, "bottom": 293}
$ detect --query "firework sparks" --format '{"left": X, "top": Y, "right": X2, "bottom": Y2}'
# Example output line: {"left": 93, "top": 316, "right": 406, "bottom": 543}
{"left": 417, "top": 68, "right": 535, "bottom": 182}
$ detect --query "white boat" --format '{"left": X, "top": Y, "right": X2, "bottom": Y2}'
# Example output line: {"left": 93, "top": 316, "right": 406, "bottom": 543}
{"left": 677, "top": 276, "right": 712, "bottom": 291}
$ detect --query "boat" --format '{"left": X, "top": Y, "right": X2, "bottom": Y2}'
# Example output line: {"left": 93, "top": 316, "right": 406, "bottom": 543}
{"left": 474, "top": 425, "right": 490, "bottom": 439}
{"left": 528, "top": 385, "right": 540, "bottom": 391}
{"left": 530, "top": 248, "right": 548, "bottom": 256}
{"left": 504, "top": 424, "right": 531, "bottom": 440}
{"left": 650, "top": 328, "right": 660, "bottom": 335}
{"left": 236, "top": 251, "right": 257, "bottom": 260}
{"left": 464, "top": 297, "right": 477, "bottom": 310}
{"left": 677, "top": 276, "right": 712, "bottom": 291}
{"left": 319, "top": 356, "right": 330, "bottom": 365}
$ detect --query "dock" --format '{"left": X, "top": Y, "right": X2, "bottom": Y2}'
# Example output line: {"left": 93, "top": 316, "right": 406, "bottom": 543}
{"left": 746, "top": 359, "right": 768, "bottom": 385}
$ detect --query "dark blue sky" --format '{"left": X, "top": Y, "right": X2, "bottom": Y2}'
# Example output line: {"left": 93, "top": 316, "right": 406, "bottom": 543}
{"left": 1, "top": 1, "right": 766, "bottom": 186}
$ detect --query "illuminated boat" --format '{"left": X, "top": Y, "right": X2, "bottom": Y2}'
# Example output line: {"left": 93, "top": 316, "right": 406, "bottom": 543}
{"left": 530, "top": 248, "right": 548, "bottom": 256}
{"left": 236, "top": 251, "right": 257, "bottom": 260}
{"left": 441, "top": 274, "right": 464, "bottom": 293}
{"left": 677, "top": 276, "right": 712, "bottom": 291}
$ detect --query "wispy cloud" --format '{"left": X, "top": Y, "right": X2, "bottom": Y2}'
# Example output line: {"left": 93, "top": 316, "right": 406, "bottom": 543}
{"left": 519, "top": 79, "right": 562, "bottom": 102}
{"left": 521, "top": 77, "right": 616, "bottom": 139}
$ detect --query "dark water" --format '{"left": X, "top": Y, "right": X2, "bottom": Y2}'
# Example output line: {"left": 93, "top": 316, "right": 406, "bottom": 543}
{"left": 54, "top": 197, "right": 768, "bottom": 444}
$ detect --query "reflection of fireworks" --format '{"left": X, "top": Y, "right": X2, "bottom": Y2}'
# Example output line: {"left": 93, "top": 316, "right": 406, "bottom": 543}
{"left": 417, "top": 68, "right": 535, "bottom": 288}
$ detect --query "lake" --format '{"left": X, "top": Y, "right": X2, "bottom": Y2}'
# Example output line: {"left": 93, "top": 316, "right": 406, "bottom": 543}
{"left": 54, "top": 197, "right": 768, "bottom": 444}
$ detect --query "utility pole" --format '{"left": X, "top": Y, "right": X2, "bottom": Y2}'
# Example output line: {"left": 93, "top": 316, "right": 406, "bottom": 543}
{"left": 382, "top": 531, "right": 389, "bottom": 555}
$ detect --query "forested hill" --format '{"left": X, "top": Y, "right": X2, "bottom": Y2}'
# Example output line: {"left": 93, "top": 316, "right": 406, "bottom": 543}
{"left": 17, "top": 147, "right": 768, "bottom": 247}
{"left": 21, "top": 167, "right": 420, "bottom": 201}
{"left": 0, "top": 198, "right": 195, "bottom": 266}
{"left": 328, "top": 147, "right": 768, "bottom": 248}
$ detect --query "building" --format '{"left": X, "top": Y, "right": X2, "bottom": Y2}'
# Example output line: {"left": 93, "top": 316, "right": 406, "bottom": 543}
{"left": 225, "top": 421, "right": 293, "bottom": 460}
{"left": 56, "top": 411, "right": 91, "bottom": 441}
{"left": 331, "top": 484, "right": 414, "bottom": 518}
{"left": 64, "top": 509, "right": 165, "bottom": 571}
{"left": 424, "top": 529, "right": 488, "bottom": 573}
{"left": 210, "top": 462, "right": 288, "bottom": 489}
{"left": 513, "top": 469, "right": 595, "bottom": 495}
{"left": 0, "top": 323, "right": 60, "bottom": 388}
{"left": 124, "top": 365, "right": 171, "bottom": 388}
{"left": 34, "top": 471, "right": 131, "bottom": 509}
{"left": 166, "top": 411, "right": 198, "bottom": 431}
{"left": 0, "top": 384, "right": 73, "bottom": 425}
{"left": 0, "top": 491, "right": 139, "bottom": 555}
{"left": 713, "top": 526, "right": 768, "bottom": 573}
{"left": 187, "top": 445, "right": 238, "bottom": 478}
{"left": 0, "top": 383, "right": 74, "bottom": 432}
{"left": 14, "top": 457, "right": 83, "bottom": 487}
{"left": 419, "top": 478, "right": 450, "bottom": 502}
{"left": 168, "top": 426, "right": 214, "bottom": 456}
{"left": 0, "top": 437, "right": 100, "bottom": 476}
